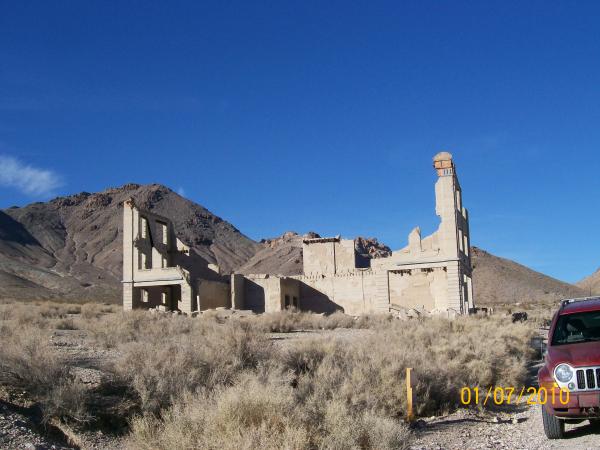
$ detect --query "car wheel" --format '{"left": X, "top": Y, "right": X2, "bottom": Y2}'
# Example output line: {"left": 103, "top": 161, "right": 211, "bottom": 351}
{"left": 542, "top": 406, "right": 565, "bottom": 439}
{"left": 590, "top": 419, "right": 600, "bottom": 427}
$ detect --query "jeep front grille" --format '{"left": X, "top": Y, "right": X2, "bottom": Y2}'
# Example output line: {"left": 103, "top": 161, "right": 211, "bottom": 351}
{"left": 577, "top": 369, "right": 586, "bottom": 389}
{"left": 575, "top": 366, "right": 600, "bottom": 391}
{"left": 587, "top": 369, "right": 596, "bottom": 389}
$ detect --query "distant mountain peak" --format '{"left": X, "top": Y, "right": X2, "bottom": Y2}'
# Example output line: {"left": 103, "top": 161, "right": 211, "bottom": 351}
{"left": 0, "top": 183, "right": 593, "bottom": 305}
{"left": 577, "top": 267, "right": 600, "bottom": 295}
{"left": 0, "top": 183, "right": 259, "bottom": 301}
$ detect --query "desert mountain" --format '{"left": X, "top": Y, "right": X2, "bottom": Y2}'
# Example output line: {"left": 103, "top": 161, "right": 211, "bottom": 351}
{"left": 235, "top": 231, "right": 305, "bottom": 276}
{"left": 471, "top": 247, "right": 586, "bottom": 305}
{"left": 235, "top": 233, "right": 392, "bottom": 275}
{"left": 0, "top": 184, "right": 588, "bottom": 306}
{"left": 576, "top": 269, "right": 600, "bottom": 296}
{"left": 0, "top": 184, "right": 259, "bottom": 301}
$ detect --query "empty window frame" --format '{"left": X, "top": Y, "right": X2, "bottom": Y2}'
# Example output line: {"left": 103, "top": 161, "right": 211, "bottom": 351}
{"left": 284, "top": 295, "right": 291, "bottom": 308}
{"left": 139, "top": 252, "right": 149, "bottom": 270}
{"left": 141, "top": 289, "right": 149, "bottom": 303}
{"left": 158, "top": 221, "right": 168, "bottom": 245}
{"left": 140, "top": 217, "right": 148, "bottom": 239}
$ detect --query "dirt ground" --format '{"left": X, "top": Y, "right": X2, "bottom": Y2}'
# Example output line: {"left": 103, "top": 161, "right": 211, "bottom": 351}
{"left": 1, "top": 322, "right": 598, "bottom": 450}
{"left": 409, "top": 403, "right": 599, "bottom": 450}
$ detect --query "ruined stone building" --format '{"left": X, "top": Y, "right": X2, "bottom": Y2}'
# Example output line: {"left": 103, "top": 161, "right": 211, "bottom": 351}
{"left": 122, "top": 199, "right": 230, "bottom": 314}
{"left": 123, "top": 152, "right": 474, "bottom": 315}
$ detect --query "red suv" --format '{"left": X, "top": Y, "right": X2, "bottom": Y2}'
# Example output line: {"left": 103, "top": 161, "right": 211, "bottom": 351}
{"left": 538, "top": 297, "right": 600, "bottom": 439}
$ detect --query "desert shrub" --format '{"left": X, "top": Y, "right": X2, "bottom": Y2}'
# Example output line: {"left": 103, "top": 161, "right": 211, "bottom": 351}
{"left": 39, "top": 303, "right": 69, "bottom": 319}
{"left": 126, "top": 313, "right": 529, "bottom": 448}
{"left": 10, "top": 305, "right": 530, "bottom": 449}
{"left": 81, "top": 303, "right": 104, "bottom": 320}
{"left": 117, "top": 312, "right": 534, "bottom": 422}
{"left": 128, "top": 373, "right": 308, "bottom": 450}
{"left": 320, "top": 311, "right": 356, "bottom": 329}
{"left": 54, "top": 317, "right": 78, "bottom": 330}
{"left": 255, "top": 310, "right": 367, "bottom": 333}
{"left": 354, "top": 313, "right": 395, "bottom": 328}
{"left": 280, "top": 339, "right": 330, "bottom": 376}
{"left": 112, "top": 318, "right": 271, "bottom": 414}
{"left": 127, "top": 372, "right": 408, "bottom": 450}
{"left": 85, "top": 310, "right": 182, "bottom": 348}
{"left": 12, "top": 304, "right": 52, "bottom": 328}
{"left": 64, "top": 304, "right": 83, "bottom": 314}
{"left": 4, "top": 302, "right": 83, "bottom": 328}
{"left": 257, "top": 310, "right": 305, "bottom": 332}
{"left": 0, "top": 303, "right": 12, "bottom": 321}
{"left": 199, "top": 309, "right": 227, "bottom": 323}
{"left": 0, "top": 322, "right": 91, "bottom": 423}
{"left": 317, "top": 399, "right": 408, "bottom": 449}
{"left": 100, "top": 303, "right": 117, "bottom": 313}
{"left": 288, "top": 315, "right": 535, "bottom": 419}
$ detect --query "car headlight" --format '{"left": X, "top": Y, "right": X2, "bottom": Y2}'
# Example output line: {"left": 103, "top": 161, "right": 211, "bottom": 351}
{"left": 554, "top": 364, "right": 574, "bottom": 383}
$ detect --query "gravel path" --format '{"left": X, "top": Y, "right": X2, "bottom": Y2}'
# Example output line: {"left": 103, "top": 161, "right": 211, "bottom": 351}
{"left": 0, "top": 401, "right": 74, "bottom": 450}
{"left": 409, "top": 403, "right": 599, "bottom": 450}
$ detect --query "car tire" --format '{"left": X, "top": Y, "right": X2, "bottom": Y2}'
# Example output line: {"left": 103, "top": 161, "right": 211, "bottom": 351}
{"left": 542, "top": 406, "right": 565, "bottom": 439}
{"left": 590, "top": 419, "right": 600, "bottom": 427}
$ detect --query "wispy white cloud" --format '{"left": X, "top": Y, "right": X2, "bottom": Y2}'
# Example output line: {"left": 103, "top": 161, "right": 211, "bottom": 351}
{"left": 0, "top": 155, "right": 63, "bottom": 197}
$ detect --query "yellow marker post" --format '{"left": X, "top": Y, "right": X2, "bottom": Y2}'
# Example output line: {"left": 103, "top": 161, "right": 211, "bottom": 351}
{"left": 406, "top": 367, "right": 414, "bottom": 423}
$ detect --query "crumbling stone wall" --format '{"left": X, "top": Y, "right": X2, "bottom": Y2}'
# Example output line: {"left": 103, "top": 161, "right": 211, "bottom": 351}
{"left": 125, "top": 152, "right": 474, "bottom": 316}
{"left": 236, "top": 152, "right": 475, "bottom": 316}
{"left": 123, "top": 199, "right": 229, "bottom": 314}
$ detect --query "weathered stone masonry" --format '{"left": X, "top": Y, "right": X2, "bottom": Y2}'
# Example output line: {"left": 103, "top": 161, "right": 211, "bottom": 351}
{"left": 123, "top": 152, "right": 474, "bottom": 315}
{"left": 122, "top": 199, "right": 230, "bottom": 314}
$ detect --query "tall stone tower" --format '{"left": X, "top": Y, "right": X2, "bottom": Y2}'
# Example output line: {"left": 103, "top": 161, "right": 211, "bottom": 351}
{"left": 433, "top": 152, "right": 474, "bottom": 312}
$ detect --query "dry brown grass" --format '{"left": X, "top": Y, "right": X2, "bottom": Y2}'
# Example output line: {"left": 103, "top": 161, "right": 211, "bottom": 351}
{"left": 0, "top": 301, "right": 84, "bottom": 329}
{"left": 111, "top": 318, "right": 271, "bottom": 415}
{"left": 0, "top": 303, "right": 537, "bottom": 449}
{"left": 86, "top": 310, "right": 194, "bottom": 348}
{"left": 281, "top": 316, "right": 535, "bottom": 421}
{"left": 0, "top": 320, "right": 90, "bottom": 423}
{"left": 487, "top": 301, "right": 557, "bottom": 328}
{"left": 124, "top": 312, "right": 534, "bottom": 449}
{"left": 127, "top": 371, "right": 409, "bottom": 450}
{"left": 251, "top": 309, "right": 393, "bottom": 333}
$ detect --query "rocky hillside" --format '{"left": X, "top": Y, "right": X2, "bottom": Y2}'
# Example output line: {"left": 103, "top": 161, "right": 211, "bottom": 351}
{"left": 471, "top": 247, "right": 586, "bottom": 305}
{"left": 0, "top": 183, "right": 589, "bottom": 306}
{"left": 0, "top": 184, "right": 395, "bottom": 302}
{"left": 0, "top": 184, "right": 259, "bottom": 301}
{"left": 576, "top": 268, "right": 600, "bottom": 296}
{"left": 235, "top": 232, "right": 392, "bottom": 275}
{"left": 235, "top": 231, "right": 304, "bottom": 275}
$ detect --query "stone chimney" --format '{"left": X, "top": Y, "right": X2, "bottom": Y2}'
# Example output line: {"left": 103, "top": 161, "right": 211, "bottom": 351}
{"left": 433, "top": 151, "right": 454, "bottom": 177}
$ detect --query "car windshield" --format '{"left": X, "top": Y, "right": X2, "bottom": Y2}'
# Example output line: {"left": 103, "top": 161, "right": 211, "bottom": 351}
{"left": 552, "top": 311, "right": 600, "bottom": 345}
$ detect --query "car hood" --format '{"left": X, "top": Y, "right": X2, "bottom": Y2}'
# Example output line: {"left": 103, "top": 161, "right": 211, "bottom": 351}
{"left": 548, "top": 341, "right": 600, "bottom": 367}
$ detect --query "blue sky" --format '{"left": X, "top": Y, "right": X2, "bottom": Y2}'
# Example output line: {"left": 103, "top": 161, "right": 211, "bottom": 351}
{"left": 1, "top": 1, "right": 599, "bottom": 283}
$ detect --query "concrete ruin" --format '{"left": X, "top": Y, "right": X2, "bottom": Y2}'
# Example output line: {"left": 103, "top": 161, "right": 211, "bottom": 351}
{"left": 123, "top": 152, "right": 474, "bottom": 315}
{"left": 122, "top": 199, "right": 230, "bottom": 314}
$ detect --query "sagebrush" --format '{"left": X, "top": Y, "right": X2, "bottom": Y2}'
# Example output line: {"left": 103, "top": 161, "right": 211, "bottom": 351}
{"left": 0, "top": 302, "right": 536, "bottom": 449}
